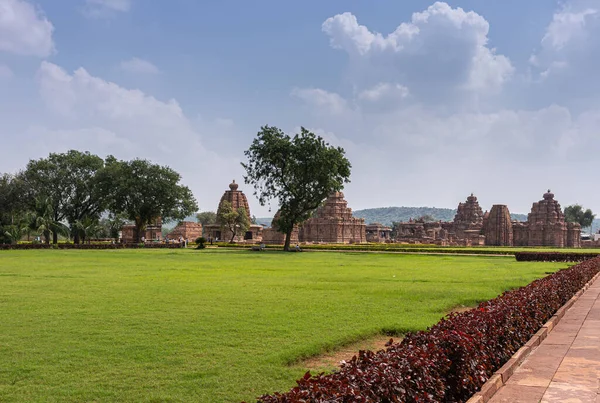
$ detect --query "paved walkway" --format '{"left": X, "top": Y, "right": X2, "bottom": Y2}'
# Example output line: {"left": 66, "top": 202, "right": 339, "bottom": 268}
{"left": 489, "top": 276, "right": 600, "bottom": 402}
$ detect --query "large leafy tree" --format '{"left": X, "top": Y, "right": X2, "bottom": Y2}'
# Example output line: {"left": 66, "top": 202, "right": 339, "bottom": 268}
{"left": 21, "top": 150, "right": 106, "bottom": 244}
{"left": 196, "top": 211, "right": 217, "bottom": 226}
{"left": 216, "top": 201, "right": 250, "bottom": 242}
{"left": 242, "top": 126, "right": 351, "bottom": 250}
{"left": 564, "top": 204, "right": 596, "bottom": 232}
{"left": 102, "top": 157, "right": 198, "bottom": 243}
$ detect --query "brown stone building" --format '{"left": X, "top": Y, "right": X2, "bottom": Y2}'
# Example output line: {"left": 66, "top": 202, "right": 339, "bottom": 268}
{"left": 366, "top": 223, "right": 392, "bottom": 243}
{"left": 166, "top": 221, "right": 203, "bottom": 241}
{"left": 121, "top": 217, "right": 162, "bottom": 243}
{"left": 484, "top": 205, "right": 513, "bottom": 246}
{"left": 513, "top": 190, "right": 581, "bottom": 248}
{"left": 298, "top": 192, "right": 366, "bottom": 243}
{"left": 204, "top": 180, "right": 263, "bottom": 243}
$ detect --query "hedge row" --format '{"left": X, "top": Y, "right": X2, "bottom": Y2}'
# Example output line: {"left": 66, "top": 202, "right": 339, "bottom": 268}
{"left": 251, "top": 257, "right": 600, "bottom": 403}
{"left": 515, "top": 252, "right": 600, "bottom": 262}
{"left": 0, "top": 243, "right": 184, "bottom": 250}
{"left": 217, "top": 242, "right": 516, "bottom": 255}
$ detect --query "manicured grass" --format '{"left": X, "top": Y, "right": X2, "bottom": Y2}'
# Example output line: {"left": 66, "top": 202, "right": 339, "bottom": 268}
{"left": 0, "top": 250, "right": 569, "bottom": 402}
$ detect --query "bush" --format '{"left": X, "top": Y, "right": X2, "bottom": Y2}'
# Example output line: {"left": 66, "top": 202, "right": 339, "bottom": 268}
{"left": 0, "top": 243, "right": 184, "bottom": 250}
{"left": 515, "top": 252, "right": 599, "bottom": 262}
{"left": 251, "top": 257, "right": 600, "bottom": 403}
{"left": 195, "top": 237, "right": 207, "bottom": 249}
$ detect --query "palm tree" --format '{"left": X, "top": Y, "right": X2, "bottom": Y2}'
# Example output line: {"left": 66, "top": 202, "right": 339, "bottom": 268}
{"left": 29, "top": 197, "right": 70, "bottom": 244}
{"left": 73, "top": 216, "right": 102, "bottom": 244}
{"left": 3, "top": 224, "right": 26, "bottom": 245}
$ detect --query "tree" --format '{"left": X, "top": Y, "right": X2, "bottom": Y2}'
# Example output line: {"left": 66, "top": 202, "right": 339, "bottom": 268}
{"left": 217, "top": 201, "right": 250, "bottom": 242}
{"left": 416, "top": 214, "right": 436, "bottom": 223}
{"left": 102, "top": 157, "right": 198, "bottom": 243}
{"left": 242, "top": 126, "right": 351, "bottom": 250}
{"left": 72, "top": 216, "right": 102, "bottom": 244}
{"left": 564, "top": 204, "right": 596, "bottom": 232}
{"left": 28, "top": 196, "right": 70, "bottom": 244}
{"left": 21, "top": 150, "right": 106, "bottom": 244}
{"left": 0, "top": 173, "right": 29, "bottom": 244}
{"left": 196, "top": 211, "right": 217, "bottom": 226}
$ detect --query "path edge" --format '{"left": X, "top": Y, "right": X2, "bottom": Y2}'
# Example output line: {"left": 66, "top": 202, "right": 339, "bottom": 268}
{"left": 466, "top": 270, "right": 600, "bottom": 403}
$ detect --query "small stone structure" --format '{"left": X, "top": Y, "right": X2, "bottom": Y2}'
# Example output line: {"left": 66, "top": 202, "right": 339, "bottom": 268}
{"left": 204, "top": 180, "right": 263, "bottom": 243}
{"left": 484, "top": 205, "right": 513, "bottom": 246}
{"left": 121, "top": 217, "right": 162, "bottom": 243}
{"left": 299, "top": 192, "right": 366, "bottom": 243}
{"left": 366, "top": 223, "right": 393, "bottom": 243}
{"left": 262, "top": 211, "right": 299, "bottom": 245}
{"left": 166, "top": 221, "right": 203, "bottom": 241}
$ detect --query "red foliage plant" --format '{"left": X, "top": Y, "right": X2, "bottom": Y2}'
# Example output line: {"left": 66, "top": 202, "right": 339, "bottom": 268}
{"left": 250, "top": 257, "right": 600, "bottom": 403}
{"left": 515, "top": 252, "right": 599, "bottom": 262}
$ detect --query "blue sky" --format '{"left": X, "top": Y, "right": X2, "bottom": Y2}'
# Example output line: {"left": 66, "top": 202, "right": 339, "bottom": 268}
{"left": 1, "top": 0, "right": 599, "bottom": 217}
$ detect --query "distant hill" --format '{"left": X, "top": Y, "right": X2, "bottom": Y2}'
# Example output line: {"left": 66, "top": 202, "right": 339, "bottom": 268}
{"left": 353, "top": 207, "right": 528, "bottom": 227}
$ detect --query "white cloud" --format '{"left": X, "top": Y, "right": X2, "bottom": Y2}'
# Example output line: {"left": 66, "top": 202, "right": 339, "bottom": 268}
{"left": 84, "top": 0, "right": 131, "bottom": 17}
{"left": 0, "top": 0, "right": 54, "bottom": 57}
{"left": 0, "top": 63, "right": 13, "bottom": 79}
{"left": 120, "top": 57, "right": 160, "bottom": 74}
{"left": 291, "top": 87, "right": 350, "bottom": 115}
{"left": 358, "top": 83, "right": 409, "bottom": 102}
{"left": 542, "top": 7, "right": 598, "bottom": 50}
{"left": 322, "top": 2, "right": 514, "bottom": 100}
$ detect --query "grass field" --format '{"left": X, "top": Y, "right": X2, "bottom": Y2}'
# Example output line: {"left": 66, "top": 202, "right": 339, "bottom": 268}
{"left": 0, "top": 250, "right": 569, "bottom": 402}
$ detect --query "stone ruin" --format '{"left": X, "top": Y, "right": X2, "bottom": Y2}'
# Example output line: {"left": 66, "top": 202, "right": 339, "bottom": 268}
{"left": 166, "top": 221, "right": 203, "bottom": 241}
{"left": 262, "top": 210, "right": 299, "bottom": 245}
{"left": 394, "top": 191, "right": 581, "bottom": 248}
{"left": 120, "top": 217, "right": 163, "bottom": 243}
{"left": 204, "top": 180, "right": 263, "bottom": 242}
{"left": 298, "top": 192, "right": 366, "bottom": 243}
{"left": 366, "top": 223, "right": 392, "bottom": 243}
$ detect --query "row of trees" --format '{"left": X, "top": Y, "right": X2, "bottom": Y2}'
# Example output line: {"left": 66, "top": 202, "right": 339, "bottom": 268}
{"left": 0, "top": 150, "right": 197, "bottom": 245}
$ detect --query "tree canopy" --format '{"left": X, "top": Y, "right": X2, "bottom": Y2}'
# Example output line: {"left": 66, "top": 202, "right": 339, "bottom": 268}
{"left": 196, "top": 211, "right": 217, "bottom": 226}
{"left": 564, "top": 204, "right": 596, "bottom": 231}
{"left": 242, "top": 126, "right": 351, "bottom": 250}
{"left": 102, "top": 157, "right": 198, "bottom": 243}
{"left": 216, "top": 201, "right": 250, "bottom": 242}
{"left": 21, "top": 150, "right": 106, "bottom": 243}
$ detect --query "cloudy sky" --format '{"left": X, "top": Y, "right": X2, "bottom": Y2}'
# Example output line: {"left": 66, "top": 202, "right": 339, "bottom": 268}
{"left": 1, "top": 0, "right": 599, "bottom": 217}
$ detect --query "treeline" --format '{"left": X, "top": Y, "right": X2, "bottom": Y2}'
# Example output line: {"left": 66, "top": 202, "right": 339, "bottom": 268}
{"left": 0, "top": 150, "right": 197, "bottom": 245}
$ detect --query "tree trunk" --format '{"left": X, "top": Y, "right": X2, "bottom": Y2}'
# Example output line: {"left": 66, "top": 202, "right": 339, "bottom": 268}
{"left": 230, "top": 229, "right": 236, "bottom": 243}
{"left": 52, "top": 231, "right": 58, "bottom": 245}
{"left": 74, "top": 232, "right": 80, "bottom": 245}
{"left": 284, "top": 230, "right": 292, "bottom": 252}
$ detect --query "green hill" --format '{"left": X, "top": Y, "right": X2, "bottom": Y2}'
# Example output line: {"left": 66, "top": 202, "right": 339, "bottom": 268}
{"left": 353, "top": 207, "right": 528, "bottom": 227}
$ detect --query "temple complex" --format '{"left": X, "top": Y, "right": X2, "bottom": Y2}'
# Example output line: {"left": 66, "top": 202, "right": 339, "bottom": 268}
{"left": 120, "top": 217, "right": 162, "bottom": 243}
{"left": 366, "top": 223, "right": 393, "bottom": 243}
{"left": 166, "top": 221, "right": 203, "bottom": 241}
{"left": 393, "top": 191, "right": 581, "bottom": 247}
{"left": 394, "top": 194, "right": 485, "bottom": 245}
{"left": 298, "top": 192, "right": 366, "bottom": 243}
{"left": 204, "top": 180, "right": 263, "bottom": 242}
{"left": 262, "top": 211, "right": 299, "bottom": 245}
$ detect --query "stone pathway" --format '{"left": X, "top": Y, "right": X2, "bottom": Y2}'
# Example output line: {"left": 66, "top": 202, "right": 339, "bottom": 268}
{"left": 489, "top": 276, "right": 600, "bottom": 402}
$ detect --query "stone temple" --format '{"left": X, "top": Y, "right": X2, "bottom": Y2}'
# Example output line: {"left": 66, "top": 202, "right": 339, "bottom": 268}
{"left": 513, "top": 190, "right": 580, "bottom": 247}
{"left": 204, "top": 180, "right": 263, "bottom": 242}
{"left": 298, "top": 192, "right": 366, "bottom": 243}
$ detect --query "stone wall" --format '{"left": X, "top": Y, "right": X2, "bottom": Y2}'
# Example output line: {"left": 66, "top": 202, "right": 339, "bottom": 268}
{"left": 166, "top": 221, "right": 203, "bottom": 241}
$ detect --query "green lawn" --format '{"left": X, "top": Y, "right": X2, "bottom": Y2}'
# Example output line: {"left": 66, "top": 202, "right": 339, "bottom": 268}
{"left": 0, "top": 250, "right": 569, "bottom": 402}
